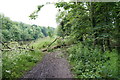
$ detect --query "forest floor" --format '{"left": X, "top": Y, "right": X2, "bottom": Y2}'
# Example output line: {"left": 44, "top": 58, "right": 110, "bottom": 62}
{"left": 22, "top": 50, "right": 73, "bottom": 78}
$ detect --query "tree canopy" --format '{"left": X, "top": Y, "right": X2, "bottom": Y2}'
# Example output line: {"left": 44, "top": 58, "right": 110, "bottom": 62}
{"left": 55, "top": 2, "right": 120, "bottom": 53}
{"left": 0, "top": 14, "right": 55, "bottom": 42}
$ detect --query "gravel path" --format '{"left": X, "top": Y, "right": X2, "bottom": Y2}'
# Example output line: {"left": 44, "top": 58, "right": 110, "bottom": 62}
{"left": 22, "top": 50, "right": 73, "bottom": 78}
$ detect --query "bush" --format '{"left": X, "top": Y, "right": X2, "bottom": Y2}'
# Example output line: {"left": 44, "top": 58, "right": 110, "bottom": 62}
{"left": 67, "top": 43, "right": 119, "bottom": 78}
{"left": 64, "top": 36, "right": 77, "bottom": 46}
{"left": 56, "top": 37, "right": 65, "bottom": 46}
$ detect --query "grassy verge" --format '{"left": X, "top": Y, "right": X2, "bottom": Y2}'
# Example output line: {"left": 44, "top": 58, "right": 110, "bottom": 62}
{"left": 2, "top": 37, "right": 56, "bottom": 79}
{"left": 2, "top": 49, "right": 43, "bottom": 79}
{"left": 66, "top": 43, "right": 119, "bottom": 78}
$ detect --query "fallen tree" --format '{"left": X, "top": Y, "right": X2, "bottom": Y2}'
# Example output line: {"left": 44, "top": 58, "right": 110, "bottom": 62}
{"left": 0, "top": 47, "right": 34, "bottom": 51}
{"left": 47, "top": 37, "right": 60, "bottom": 47}
{"left": 0, "top": 41, "right": 34, "bottom": 51}
{"left": 42, "top": 37, "right": 67, "bottom": 52}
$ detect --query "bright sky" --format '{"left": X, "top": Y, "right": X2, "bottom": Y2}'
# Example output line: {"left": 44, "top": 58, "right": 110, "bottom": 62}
{"left": 0, "top": 0, "right": 70, "bottom": 28}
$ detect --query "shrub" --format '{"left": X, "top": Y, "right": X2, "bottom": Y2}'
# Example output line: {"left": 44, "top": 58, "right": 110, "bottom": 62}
{"left": 67, "top": 43, "right": 119, "bottom": 78}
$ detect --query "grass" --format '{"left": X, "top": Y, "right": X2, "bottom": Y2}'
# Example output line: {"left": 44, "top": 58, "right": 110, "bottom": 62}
{"left": 30, "top": 37, "right": 56, "bottom": 49}
{"left": 2, "top": 37, "right": 56, "bottom": 79}
{"left": 2, "top": 49, "right": 43, "bottom": 79}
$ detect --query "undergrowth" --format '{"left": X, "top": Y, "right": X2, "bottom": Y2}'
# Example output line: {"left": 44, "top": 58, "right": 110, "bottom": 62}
{"left": 2, "top": 37, "right": 56, "bottom": 79}
{"left": 67, "top": 43, "right": 119, "bottom": 79}
{"left": 2, "top": 49, "right": 43, "bottom": 79}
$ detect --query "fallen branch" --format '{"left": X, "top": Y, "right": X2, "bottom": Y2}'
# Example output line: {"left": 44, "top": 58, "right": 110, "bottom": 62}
{"left": 47, "top": 37, "right": 60, "bottom": 48}
{"left": 42, "top": 45, "right": 64, "bottom": 52}
{"left": 0, "top": 47, "right": 34, "bottom": 51}
{"left": 0, "top": 41, "right": 12, "bottom": 49}
{"left": 0, "top": 49, "right": 15, "bottom": 51}
{"left": 17, "top": 46, "right": 34, "bottom": 51}
{"left": 41, "top": 48, "right": 48, "bottom": 52}
{"left": 42, "top": 37, "right": 66, "bottom": 52}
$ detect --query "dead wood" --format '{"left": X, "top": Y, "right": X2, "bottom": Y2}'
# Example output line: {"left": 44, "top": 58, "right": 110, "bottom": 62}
{"left": 47, "top": 37, "right": 60, "bottom": 48}
{"left": 0, "top": 41, "right": 12, "bottom": 49}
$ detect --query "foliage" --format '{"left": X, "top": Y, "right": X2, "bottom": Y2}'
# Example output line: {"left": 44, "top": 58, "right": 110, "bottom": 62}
{"left": 1, "top": 13, "right": 56, "bottom": 79}
{"left": 67, "top": 43, "right": 119, "bottom": 78}
{"left": 1, "top": 2, "right": 120, "bottom": 79}
{"left": 31, "top": 37, "right": 56, "bottom": 49}
{"left": 55, "top": 2, "right": 120, "bottom": 52}
{"left": 2, "top": 35, "right": 58, "bottom": 79}
{"left": 29, "top": 5, "right": 44, "bottom": 20}
{"left": 55, "top": 2, "right": 120, "bottom": 78}
{"left": 47, "top": 26, "right": 55, "bottom": 37}
{"left": 56, "top": 2, "right": 120, "bottom": 78}
{"left": 0, "top": 14, "right": 55, "bottom": 42}
{"left": 2, "top": 42, "right": 43, "bottom": 79}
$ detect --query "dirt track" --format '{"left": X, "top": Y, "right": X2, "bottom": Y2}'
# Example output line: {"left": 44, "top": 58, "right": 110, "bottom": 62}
{"left": 22, "top": 50, "right": 73, "bottom": 78}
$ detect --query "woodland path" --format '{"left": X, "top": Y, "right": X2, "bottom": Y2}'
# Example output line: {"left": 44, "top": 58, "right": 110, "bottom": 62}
{"left": 22, "top": 50, "right": 73, "bottom": 79}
